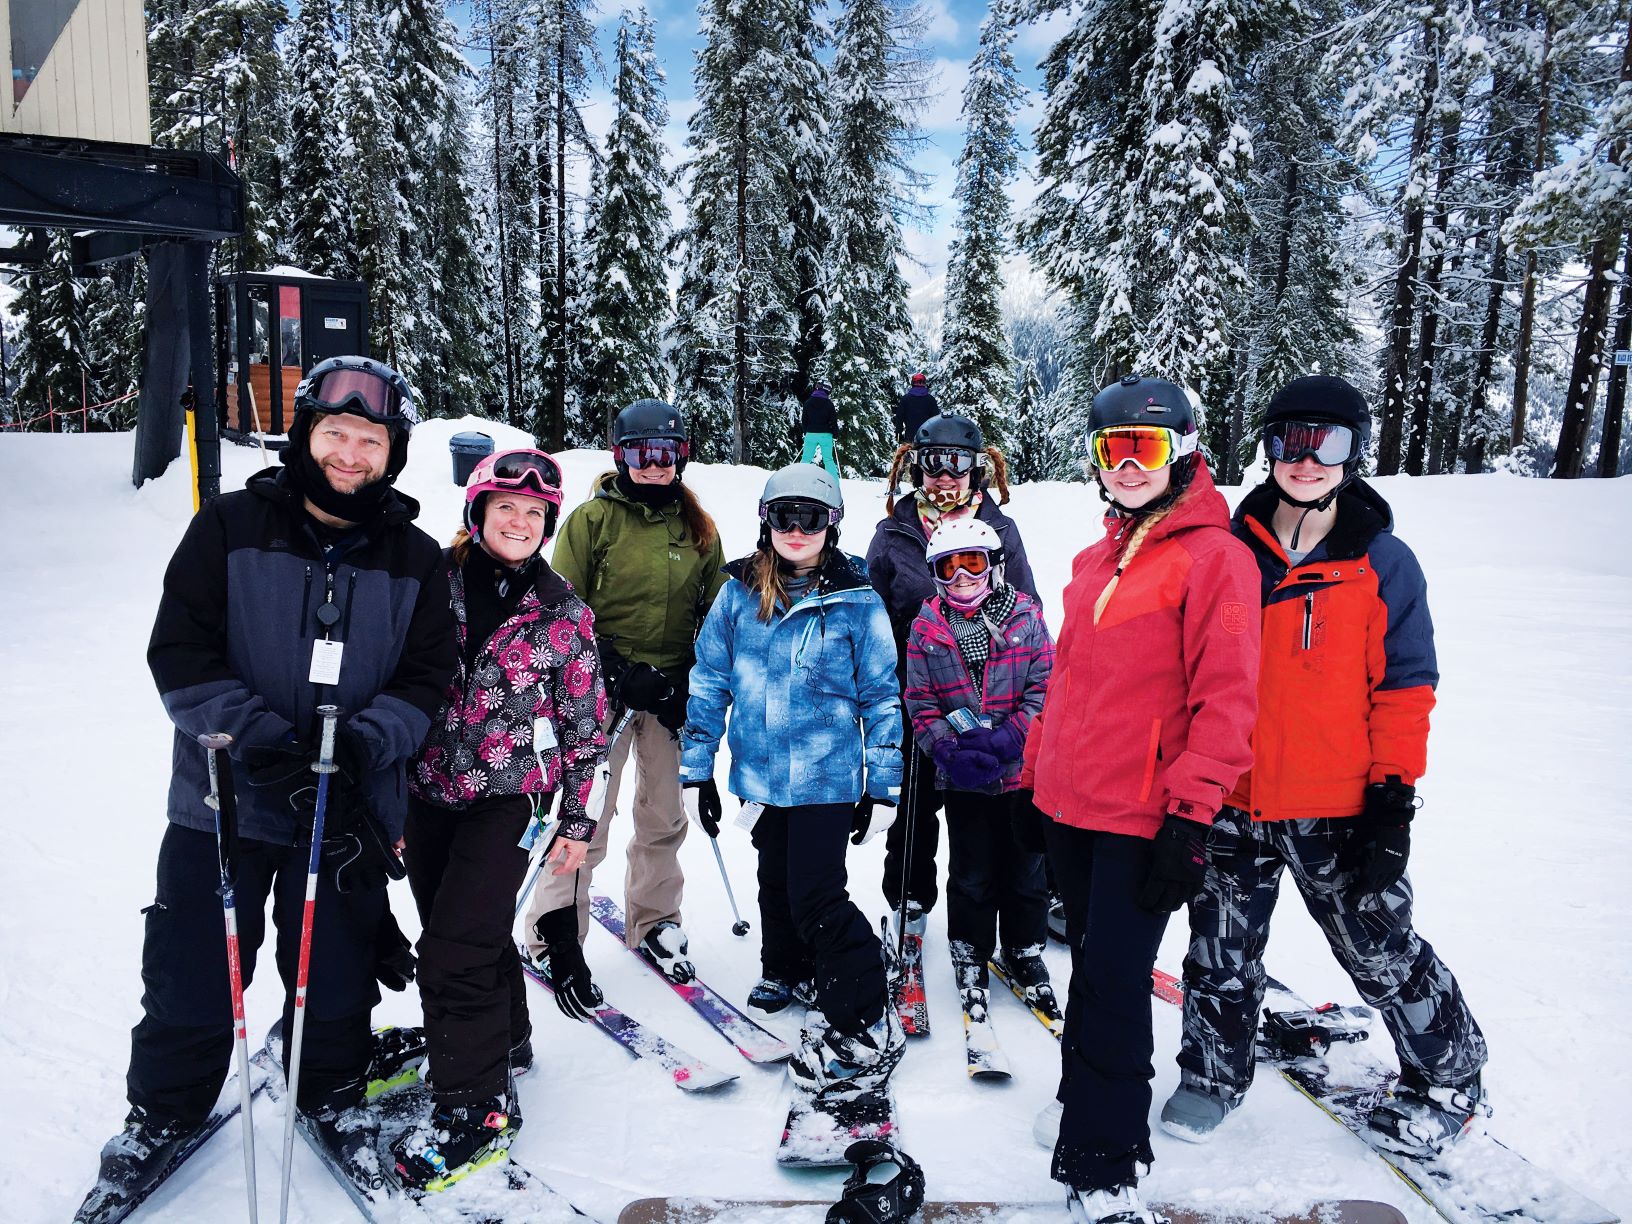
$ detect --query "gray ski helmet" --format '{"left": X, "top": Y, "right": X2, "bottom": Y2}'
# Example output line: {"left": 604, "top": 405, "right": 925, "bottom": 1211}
{"left": 612, "top": 398, "right": 688, "bottom": 476}
{"left": 759, "top": 462, "right": 843, "bottom": 516}
{"left": 913, "top": 413, "right": 984, "bottom": 452}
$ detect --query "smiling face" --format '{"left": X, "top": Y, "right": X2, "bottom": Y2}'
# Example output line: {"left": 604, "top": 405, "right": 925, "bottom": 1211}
{"left": 630, "top": 461, "right": 677, "bottom": 485}
{"left": 944, "top": 566, "right": 990, "bottom": 604}
{"left": 478, "top": 491, "right": 555, "bottom": 566}
{"left": 1098, "top": 458, "right": 1172, "bottom": 510}
{"left": 1273, "top": 456, "right": 1345, "bottom": 503}
{"left": 770, "top": 524, "right": 827, "bottom": 567}
{"left": 307, "top": 412, "right": 391, "bottom": 493}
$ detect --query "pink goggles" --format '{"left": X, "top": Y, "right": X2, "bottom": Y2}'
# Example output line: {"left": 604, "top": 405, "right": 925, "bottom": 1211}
{"left": 465, "top": 449, "right": 564, "bottom": 507}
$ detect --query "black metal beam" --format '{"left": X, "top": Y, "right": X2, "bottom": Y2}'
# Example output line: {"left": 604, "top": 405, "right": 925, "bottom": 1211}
{"left": 0, "top": 137, "right": 242, "bottom": 241}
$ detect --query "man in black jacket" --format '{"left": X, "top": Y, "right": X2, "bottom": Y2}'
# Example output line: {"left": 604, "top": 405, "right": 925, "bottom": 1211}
{"left": 79, "top": 358, "right": 458, "bottom": 1215}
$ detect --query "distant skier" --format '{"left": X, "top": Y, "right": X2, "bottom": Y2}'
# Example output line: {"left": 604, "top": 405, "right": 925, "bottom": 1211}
{"left": 393, "top": 448, "right": 609, "bottom": 1188}
{"left": 799, "top": 383, "right": 840, "bottom": 474}
{"left": 79, "top": 357, "right": 457, "bottom": 1218}
{"left": 903, "top": 518, "right": 1056, "bottom": 1023}
{"left": 1163, "top": 375, "right": 1489, "bottom": 1157}
{"left": 892, "top": 372, "right": 939, "bottom": 445}
{"left": 521, "top": 400, "right": 725, "bottom": 997}
{"left": 680, "top": 463, "right": 906, "bottom": 1089}
{"left": 867, "top": 413, "right": 1038, "bottom": 951}
{"left": 1023, "top": 376, "right": 1260, "bottom": 1224}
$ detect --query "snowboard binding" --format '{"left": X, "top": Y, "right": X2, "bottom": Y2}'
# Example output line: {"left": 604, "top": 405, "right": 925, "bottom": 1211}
{"left": 826, "top": 1139, "right": 925, "bottom": 1223}
{"left": 1259, "top": 1003, "right": 1372, "bottom": 1060}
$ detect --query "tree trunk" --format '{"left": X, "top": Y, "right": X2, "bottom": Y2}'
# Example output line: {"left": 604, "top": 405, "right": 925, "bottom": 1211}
{"left": 1378, "top": 19, "right": 1439, "bottom": 475}
{"left": 1511, "top": 9, "right": 1555, "bottom": 451}
{"left": 733, "top": 95, "right": 749, "bottom": 465}
{"left": 1598, "top": 234, "right": 1632, "bottom": 477}
{"left": 1405, "top": 109, "right": 1461, "bottom": 475}
{"left": 551, "top": 7, "right": 568, "bottom": 452}
{"left": 490, "top": 25, "right": 515, "bottom": 425}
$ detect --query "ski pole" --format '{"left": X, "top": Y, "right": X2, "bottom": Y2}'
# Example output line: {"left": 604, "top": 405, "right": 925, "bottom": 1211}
{"left": 707, "top": 833, "right": 750, "bottom": 937}
{"left": 894, "top": 736, "right": 920, "bottom": 964}
{"left": 514, "top": 707, "right": 636, "bottom": 924}
{"left": 201, "top": 731, "right": 258, "bottom": 1224}
{"left": 280, "top": 705, "right": 340, "bottom": 1224}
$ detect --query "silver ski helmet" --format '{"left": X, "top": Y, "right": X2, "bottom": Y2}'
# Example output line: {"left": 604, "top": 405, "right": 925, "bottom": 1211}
{"left": 758, "top": 462, "right": 843, "bottom": 546}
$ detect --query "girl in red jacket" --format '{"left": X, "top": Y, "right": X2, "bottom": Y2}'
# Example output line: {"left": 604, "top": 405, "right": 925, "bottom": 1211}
{"left": 1162, "top": 376, "right": 1488, "bottom": 1158}
{"left": 1021, "top": 377, "right": 1260, "bottom": 1224}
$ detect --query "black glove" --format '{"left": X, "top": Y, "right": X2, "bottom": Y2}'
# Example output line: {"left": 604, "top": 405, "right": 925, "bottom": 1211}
{"left": 373, "top": 906, "right": 417, "bottom": 992}
{"left": 534, "top": 906, "right": 603, "bottom": 1022}
{"left": 596, "top": 637, "right": 631, "bottom": 696}
{"left": 850, "top": 795, "right": 897, "bottom": 846}
{"left": 618, "top": 661, "right": 673, "bottom": 714}
{"left": 653, "top": 674, "right": 689, "bottom": 734}
{"left": 1138, "top": 812, "right": 1209, "bottom": 914}
{"left": 684, "top": 778, "right": 723, "bottom": 838}
{"left": 1349, "top": 776, "right": 1415, "bottom": 899}
{"left": 1011, "top": 789, "right": 1046, "bottom": 854}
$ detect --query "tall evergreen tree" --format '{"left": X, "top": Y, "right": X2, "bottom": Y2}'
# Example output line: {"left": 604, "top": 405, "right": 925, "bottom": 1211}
{"left": 580, "top": 8, "right": 673, "bottom": 444}
{"left": 9, "top": 234, "right": 87, "bottom": 428}
{"left": 938, "top": 13, "right": 1024, "bottom": 448}
{"left": 285, "top": 0, "right": 353, "bottom": 276}
{"left": 784, "top": 0, "right": 833, "bottom": 403}
{"left": 824, "top": 0, "right": 928, "bottom": 474}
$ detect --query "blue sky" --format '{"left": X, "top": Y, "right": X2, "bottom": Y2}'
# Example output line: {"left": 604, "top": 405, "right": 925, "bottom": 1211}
{"left": 452, "top": 0, "right": 1071, "bottom": 287}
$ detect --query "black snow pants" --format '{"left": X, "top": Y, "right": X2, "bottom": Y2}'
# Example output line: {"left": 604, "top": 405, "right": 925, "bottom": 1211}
{"left": 881, "top": 718, "right": 943, "bottom": 914}
{"left": 127, "top": 823, "right": 382, "bottom": 1127}
{"left": 403, "top": 793, "right": 533, "bottom": 1106}
{"left": 944, "top": 788, "right": 1049, "bottom": 964}
{"left": 751, "top": 803, "right": 887, "bottom": 1034}
{"left": 1179, "top": 807, "right": 1487, "bottom": 1100}
{"left": 1044, "top": 820, "right": 1169, "bottom": 1194}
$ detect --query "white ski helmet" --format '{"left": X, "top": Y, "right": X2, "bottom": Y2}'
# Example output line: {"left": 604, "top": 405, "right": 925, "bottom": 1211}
{"left": 925, "top": 517, "right": 1005, "bottom": 596}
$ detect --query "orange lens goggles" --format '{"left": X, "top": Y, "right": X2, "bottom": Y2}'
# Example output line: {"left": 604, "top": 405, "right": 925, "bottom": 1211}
{"left": 934, "top": 550, "right": 991, "bottom": 581}
{"left": 1087, "top": 425, "right": 1190, "bottom": 472}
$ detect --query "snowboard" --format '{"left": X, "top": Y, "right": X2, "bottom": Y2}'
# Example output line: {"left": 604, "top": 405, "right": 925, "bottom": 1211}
{"left": 616, "top": 1197, "right": 1412, "bottom": 1223}
{"left": 252, "top": 1030, "right": 587, "bottom": 1222}
{"left": 518, "top": 942, "right": 738, "bottom": 1093}
{"left": 72, "top": 1063, "right": 272, "bottom": 1224}
{"left": 588, "top": 894, "right": 792, "bottom": 1064}
{"left": 776, "top": 1081, "right": 900, "bottom": 1168}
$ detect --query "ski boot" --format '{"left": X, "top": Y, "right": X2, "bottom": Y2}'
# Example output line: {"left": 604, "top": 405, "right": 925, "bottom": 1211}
{"left": 1368, "top": 1069, "right": 1489, "bottom": 1157}
{"left": 891, "top": 901, "right": 927, "bottom": 941}
{"left": 1067, "top": 1183, "right": 1171, "bottom": 1224}
{"left": 1000, "top": 942, "right": 1062, "bottom": 1024}
{"left": 304, "top": 1096, "right": 388, "bottom": 1197}
{"left": 1159, "top": 1081, "right": 1240, "bottom": 1143}
{"left": 827, "top": 1138, "right": 926, "bottom": 1222}
{"left": 952, "top": 945, "right": 991, "bottom": 1018}
{"left": 789, "top": 1007, "right": 906, "bottom": 1095}
{"left": 639, "top": 920, "right": 696, "bottom": 983}
{"left": 393, "top": 1087, "right": 520, "bottom": 1193}
{"left": 75, "top": 1106, "right": 203, "bottom": 1223}
{"left": 1047, "top": 894, "right": 1068, "bottom": 943}
{"left": 510, "top": 1034, "right": 534, "bottom": 1077}
{"left": 365, "top": 1024, "right": 428, "bottom": 1099}
{"left": 748, "top": 976, "right": 815, "bottom": 1014}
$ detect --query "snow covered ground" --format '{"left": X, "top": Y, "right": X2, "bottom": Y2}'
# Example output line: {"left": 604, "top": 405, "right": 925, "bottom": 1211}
{"left": 0, "top": 418, "right": 1627, "bottom": 1223}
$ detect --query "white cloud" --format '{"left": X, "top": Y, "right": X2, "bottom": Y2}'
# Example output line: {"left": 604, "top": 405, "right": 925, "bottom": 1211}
{"left": 916, "top": 0, "right": 962, "bottom": 45}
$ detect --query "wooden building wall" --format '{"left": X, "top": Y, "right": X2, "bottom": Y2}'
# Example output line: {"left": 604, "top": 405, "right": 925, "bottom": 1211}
{"left": 2, "top": 0, "right": 150, "bottom": 145}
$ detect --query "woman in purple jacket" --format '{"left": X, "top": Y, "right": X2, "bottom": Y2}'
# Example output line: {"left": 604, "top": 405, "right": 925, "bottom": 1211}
{"left": 904, "top": 518, "right": 1057, "bottom": 1027}
{"left": 393, "top": 449, "right": 608, "bottom": 1189}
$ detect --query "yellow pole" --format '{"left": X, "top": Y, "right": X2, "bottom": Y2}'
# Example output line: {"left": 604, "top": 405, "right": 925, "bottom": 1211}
{"left": 186, "top": 401, "right": 201, "bottom": 514}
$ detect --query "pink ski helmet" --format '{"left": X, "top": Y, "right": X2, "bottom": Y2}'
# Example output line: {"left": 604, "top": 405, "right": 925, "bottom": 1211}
{"left": 464, "top": 448, "right": 565, "bottom": 546}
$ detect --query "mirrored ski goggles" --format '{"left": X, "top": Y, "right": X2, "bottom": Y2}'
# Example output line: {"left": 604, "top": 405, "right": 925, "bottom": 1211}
{"left": 1085, "top": 425, "right": 1198, "bottom": 471}
{"left": 761, "top": 498, "right": 841, "bottom": 534}
{"left": 1264, "top": 420, "right": 1359, "bottom": 467}
{"left": 617, "top": 439, "right": 688, "bottom": 470}
{"left": 917, "top": 446, "right": 978, "bottom": 477}
{"left": 303, "top": 367, "right": 416, "bottom": 426}
{"left": 933, "top": 549, "right": 992, "bottom": 581}
{"left": 489, "top": 450, "right": 563, "bottom": 499}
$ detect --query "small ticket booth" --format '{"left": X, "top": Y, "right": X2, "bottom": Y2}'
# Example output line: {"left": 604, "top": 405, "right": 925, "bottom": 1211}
{"left": 217, "top": 269, "right": 370, "bottom": 437}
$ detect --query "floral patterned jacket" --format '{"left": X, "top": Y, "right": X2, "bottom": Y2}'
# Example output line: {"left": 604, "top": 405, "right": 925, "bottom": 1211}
{"left": 411, "top": 553, "right": 609, "bottom": 836}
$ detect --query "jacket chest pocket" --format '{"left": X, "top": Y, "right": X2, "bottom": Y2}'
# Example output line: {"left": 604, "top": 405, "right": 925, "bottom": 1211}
{"left": 801, "top": 625, "right": 857, "bottom": 696}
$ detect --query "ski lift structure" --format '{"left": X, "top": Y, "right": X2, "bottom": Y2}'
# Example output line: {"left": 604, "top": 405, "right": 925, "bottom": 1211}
{"left": 217, "top": 269, "right": 370, "bottom": 443}
{"left": 0, "top": 0, "right": 244, "bottom": 504}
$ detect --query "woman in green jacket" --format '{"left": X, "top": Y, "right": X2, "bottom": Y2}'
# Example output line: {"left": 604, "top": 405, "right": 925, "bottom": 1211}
{"left": 521, "top": 400, "right": 726, "bottom": 1013}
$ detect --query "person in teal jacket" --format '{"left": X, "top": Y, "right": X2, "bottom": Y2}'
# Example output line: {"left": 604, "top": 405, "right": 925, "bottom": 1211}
{"left": 681, "top": 463, "right": 907, "bottom": 1095}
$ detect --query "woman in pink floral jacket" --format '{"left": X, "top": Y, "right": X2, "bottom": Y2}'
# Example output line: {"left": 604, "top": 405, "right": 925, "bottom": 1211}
{"left": 395, "top": 449, "right": 608, "bottom": 1188}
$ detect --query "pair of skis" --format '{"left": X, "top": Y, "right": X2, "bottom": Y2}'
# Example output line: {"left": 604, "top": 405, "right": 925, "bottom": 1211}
{"left": 517, "top": 894, "right": 792, "bottom": 1094}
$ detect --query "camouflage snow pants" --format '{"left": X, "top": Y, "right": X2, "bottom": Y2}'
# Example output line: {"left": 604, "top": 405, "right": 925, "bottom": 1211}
{"left": 1177, "top": 807, "right": 1487, "bottom": 1100}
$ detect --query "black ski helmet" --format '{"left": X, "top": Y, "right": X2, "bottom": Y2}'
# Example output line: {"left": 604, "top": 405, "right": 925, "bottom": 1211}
{"left": 1087, "top": 375, "right": 1200, "bottom": 510}
{"left": 290, "top": 355, "right": 417, "bottom": 479}
{"left": 1262, "top": 375, "right": 1371, "bottom": 509}
{"left": 909, "top": 413, "right": 987, "bottom": 489}
{"left": 611, "top": 398, "right": 689, "bottom": 476}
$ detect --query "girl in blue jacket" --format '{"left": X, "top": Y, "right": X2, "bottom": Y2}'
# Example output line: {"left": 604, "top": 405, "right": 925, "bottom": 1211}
{"left": 681, "top": 464, "right": 907, "bottom": 1093}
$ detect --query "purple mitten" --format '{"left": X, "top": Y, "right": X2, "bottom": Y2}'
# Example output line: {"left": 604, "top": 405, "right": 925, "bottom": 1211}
{"left": 944, "top": 746, "right": 1003, "bottom": 790}
{"left": 987, "top": 719, "right": 1026, "bottom": 764}
{"left": 957, "top": 726, "right": 996, "bottom": 755}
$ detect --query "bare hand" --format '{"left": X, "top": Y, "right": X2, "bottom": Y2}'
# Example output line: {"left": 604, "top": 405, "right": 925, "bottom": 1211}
{"left": 547, "top": 836, "right": 589, "bottom": 876}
